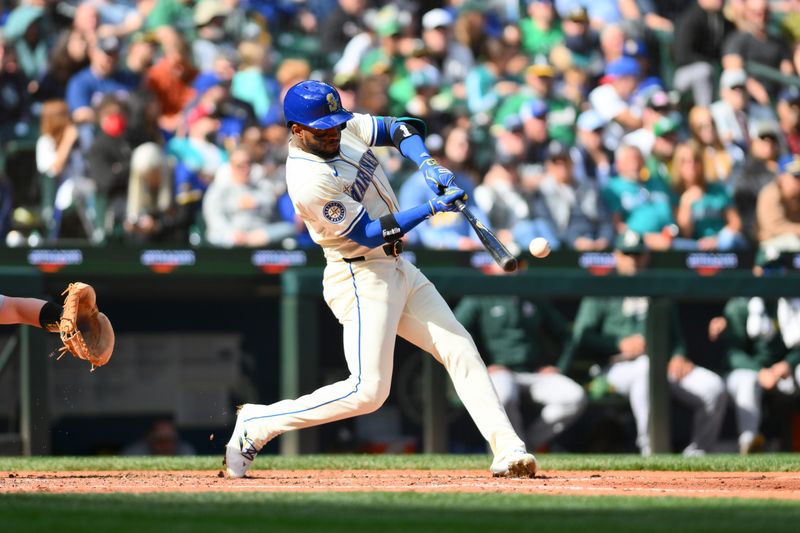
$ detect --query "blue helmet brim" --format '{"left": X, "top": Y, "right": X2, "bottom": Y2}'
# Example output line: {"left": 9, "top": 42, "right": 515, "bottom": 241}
{"left": 305, "top": 110, "right": 354, "bottom": 130}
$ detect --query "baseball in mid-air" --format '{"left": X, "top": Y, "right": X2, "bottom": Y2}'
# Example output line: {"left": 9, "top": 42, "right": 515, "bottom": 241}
{"left": 529, "top": 237, "right": 551, "bottom": 258}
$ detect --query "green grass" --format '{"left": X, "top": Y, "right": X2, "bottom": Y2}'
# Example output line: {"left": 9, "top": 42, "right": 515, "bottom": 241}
{"left": 1, "top": 492, "right": 799, "bottom": 533}
{"left": 2, "top": 453, "right": 800, "bottom": 472}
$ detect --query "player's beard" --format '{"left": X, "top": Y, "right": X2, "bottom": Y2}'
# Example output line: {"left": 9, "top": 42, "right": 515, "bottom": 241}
{"left": 308, "top": 144, "right": 340, "bottom": 159}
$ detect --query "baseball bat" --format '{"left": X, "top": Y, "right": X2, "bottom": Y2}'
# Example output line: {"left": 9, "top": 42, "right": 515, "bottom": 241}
{"left": 454, "top": 199, "right": 517, "bottom": 272}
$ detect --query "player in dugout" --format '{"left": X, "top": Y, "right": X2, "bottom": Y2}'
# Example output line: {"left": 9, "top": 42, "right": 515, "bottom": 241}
{"left": 560, "top": 232, "right": 728, "bottom": 456}
{"left": 224, "top": 80, "right": 538, "bottom": 478}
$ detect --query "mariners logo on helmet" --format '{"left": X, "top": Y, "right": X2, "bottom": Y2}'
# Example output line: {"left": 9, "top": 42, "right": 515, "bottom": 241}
{"left": 327, "top": 93, "right": 339, "bottom": 112}
{"left": 322, "top": 201, "right": 346, "bottom": 224}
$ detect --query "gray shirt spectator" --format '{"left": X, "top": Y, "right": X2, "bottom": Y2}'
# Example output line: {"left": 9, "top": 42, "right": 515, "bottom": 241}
{"left": 533, "top": 141, "right": 614, "bottom": 250}
{"left": 203, "top": 147, "right": 295, "bottom": 247}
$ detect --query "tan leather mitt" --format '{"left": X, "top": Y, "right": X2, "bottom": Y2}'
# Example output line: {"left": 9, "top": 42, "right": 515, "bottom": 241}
{"left": 57, "top": 282, "right": 115, "bottom": 371}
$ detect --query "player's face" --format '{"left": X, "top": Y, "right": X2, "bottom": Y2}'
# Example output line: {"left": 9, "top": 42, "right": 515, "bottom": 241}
{"left": 292, "top": 123, "right": 342, "bottom": 159}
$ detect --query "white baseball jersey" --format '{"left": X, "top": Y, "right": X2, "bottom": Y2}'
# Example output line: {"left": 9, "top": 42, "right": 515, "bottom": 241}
{"left": 286, "top": 113, "right": 400, "bottom": 261}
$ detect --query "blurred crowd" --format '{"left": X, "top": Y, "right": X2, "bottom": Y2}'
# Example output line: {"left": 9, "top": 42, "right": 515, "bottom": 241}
{"left": 0, "top": 0, "right": 799, "bottom": 253}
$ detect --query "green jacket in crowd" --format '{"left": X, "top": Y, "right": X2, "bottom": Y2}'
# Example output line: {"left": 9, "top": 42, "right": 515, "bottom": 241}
{"left": 560, "top": 297, "right": 686, "bottom": 373}
{"left": 721, "top": 298, "right": 800, "bottom": 371}
{"left": 454, "top": 296, "right": 569, "bottom": 372}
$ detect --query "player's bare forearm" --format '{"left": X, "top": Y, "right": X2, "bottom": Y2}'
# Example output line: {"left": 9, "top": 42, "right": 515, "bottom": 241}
{"left": 0, "top": 297, "right": 49, "bottom": 327}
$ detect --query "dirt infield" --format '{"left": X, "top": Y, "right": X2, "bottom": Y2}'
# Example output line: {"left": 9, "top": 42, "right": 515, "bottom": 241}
{"left": 2, "top": 470, "right": 799, "bottom": 500}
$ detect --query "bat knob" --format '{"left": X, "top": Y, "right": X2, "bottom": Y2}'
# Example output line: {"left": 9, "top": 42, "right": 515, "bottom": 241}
{"left": 501, "top": 258, "right": 518, "bottom": 272}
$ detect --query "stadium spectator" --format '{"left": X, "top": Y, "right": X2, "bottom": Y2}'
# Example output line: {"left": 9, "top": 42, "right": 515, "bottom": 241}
{"left": 603, "top": 144, "right": 675, "bottom": 250}
{"left": 572, "top": 110, "right": 613, "bottom": 186}
{"left": 519, "top": 98, "right": 551, "bottom": 165}
{"left": 93, "top": 0, "right": 147, "bottom": 41}
{"left": 167, "top": 112, "right": 227, "bottom": 229}
{"left": 722, "top": 0, "right": 795, "bottom": 105}
{"left": 121, "top": 32, "right": 158, "bottom": 81}
{"left": 3, "top": 4, "right": 49, "bottom": 81}
{"left": 186, "top": 68, "right": 257, "bottom": 148}
{"left": 420, "top": 8, "right": 474, "bottom": 87}
{"left": 400, "top": 61, "right": 449, "bottom": 133}
{"left": 563, "top": 234, "right": 728, "bottom": 456}
{"left": 549, "top": 7, "right": 601, "bottom": 77}
{"left": 124, "top": 142, "right": 181, "bottom": 243}
{"left": 0, "top": 38, "right": 32, "bottom": 144}
{"left": 496, "top": 62, "right": 577, "bottom": 145}
{"left": 671, "top": 142, "right": 746, "bottom": 251}
{"left": 145, "top": 30, "right": 198, "bottom": 135}
{"left": 125, "top": 88, "right": 163, "bottom": 148}
{"left": 475, "top": 120, "right": 558, "bottom": 249}
{"left": 455, "top": 282, "right": 587, "bottom": 451}
{"left": 320, "top": 0, "right": 368, "bottom": 60}
{"left": 622, "top": 90, "right": 674, "bottom": 158}
{"left": 710, "top": 69, "right": 777, "bottom": 150}
{"left": 756, "top": 155, "right": 800, "bottom": 252}
{"left": 532, "top": 140, "right": 614, "bottom": 250}
{"left": 598, "top": 23, "right": 626, "bottom": 64}
{"left": 359, "top": 5, "right": 406, "bottom": 78}
{"left": 72, "top": 1, "right": 101, "bottom": 48}
{"left": 519, "top": 0, "right": 563, "bottom": 61}
{"left": 465, "top": 37, "right": 518, "bottom": 122}
{"left": 732, "top": 122, "right": 781, "bottom": 241}
{"left": 35, "top": 29, "right": 89, "bottom": 102}
{"left": 710, "top": 292, "right": 800, "bottom": 454}
{"left": 231, "top": 41, "right": 276, "bottom": 127}
{"left": 776, "top": 87, "right": 800, "bottom": 156}
{"left": 143, "top": 0, "right": 195, "bottom": 36}
{"left": 672, "top": 0, "right": 734, "bottom": 107}
{"left": 65, "top": 35, "right": 139, "bottom": 127}
{"left": 87, "top": 95, "right": 132, "bottom": 241}
{"left": 453, "top": 2, "right": 492, "bottom": 59}
{"left": 645, "top": 116, "right": 681, "bottom": 186}
{"left": 275, "top": 58, "right": 311, "bottom": 107}
{"left": 203, "top": 146, "right": 294, "bottom": 248}
{"left": 687, "top": 106, "right": 743, "bottom": 188}
{"left": 589, "top": 56, "right": 643, "bottom": 150}
{"left": 36, "top": 100, "right": 90, "bottom": 240}
{"left": 192, "top": 0, "right": 235, "bottom": 73}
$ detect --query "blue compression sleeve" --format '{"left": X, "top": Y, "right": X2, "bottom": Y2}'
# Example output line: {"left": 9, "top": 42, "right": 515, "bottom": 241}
{"left": 346, "top": 203, "right": 434, "bottom": 248}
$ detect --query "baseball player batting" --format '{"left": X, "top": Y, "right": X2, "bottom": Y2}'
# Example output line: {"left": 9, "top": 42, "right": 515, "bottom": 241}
{"left": 224, "top": 80, "right": 537, "bottom": 478}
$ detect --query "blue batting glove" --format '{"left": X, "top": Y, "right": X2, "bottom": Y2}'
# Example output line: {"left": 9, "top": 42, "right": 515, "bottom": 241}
{"left": 420, "top": 158, "right": 456, "bottom": 194}
{"left": 428, "top": 186, "right": 467, "bottom": 215}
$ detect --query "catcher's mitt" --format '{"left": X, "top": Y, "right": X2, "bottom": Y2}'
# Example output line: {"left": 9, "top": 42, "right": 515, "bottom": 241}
{"left": 56, "top": 282, "right": 115, "bottom": 371}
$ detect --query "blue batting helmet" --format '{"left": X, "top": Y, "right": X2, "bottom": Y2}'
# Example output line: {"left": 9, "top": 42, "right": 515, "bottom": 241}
{"left": 283, "top": 80, "right": 353, "bottom": 129}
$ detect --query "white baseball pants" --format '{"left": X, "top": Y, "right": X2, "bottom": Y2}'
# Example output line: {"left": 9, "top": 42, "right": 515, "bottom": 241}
{"left": 238, "top": 256, "right": 525, "bottom": 455}
{"left": 726, "top": 365, "right": 800, "bottom": 449}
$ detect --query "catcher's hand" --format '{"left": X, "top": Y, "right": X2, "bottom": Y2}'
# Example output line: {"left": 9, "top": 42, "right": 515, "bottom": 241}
{"left": 57, "top": 282, "right": 115, "bottom": 371}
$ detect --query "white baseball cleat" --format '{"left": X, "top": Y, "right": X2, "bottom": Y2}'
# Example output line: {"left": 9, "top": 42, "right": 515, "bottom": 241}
{"left": 223, "top": 404, "right": 268, "bottom": 478}
{"left": 490, "top": 448, "right": 538, "bottom": 478}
